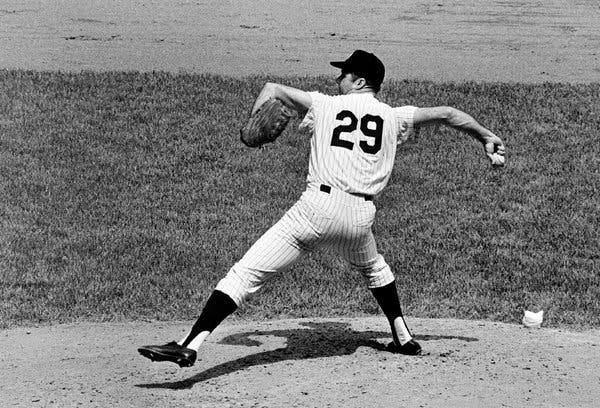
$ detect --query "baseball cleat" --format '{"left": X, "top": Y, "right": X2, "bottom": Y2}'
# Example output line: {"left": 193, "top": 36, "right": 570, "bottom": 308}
{"left": 387, "top": 338, "right": 422, "bottom": 356}
{"left": 138, "top": 341, "right": 197, "bottom": 367}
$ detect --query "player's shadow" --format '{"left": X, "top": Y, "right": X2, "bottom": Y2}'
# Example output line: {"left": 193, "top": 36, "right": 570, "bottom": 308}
{"left": 136, "top": 321, "right": 477, "bottom": 390}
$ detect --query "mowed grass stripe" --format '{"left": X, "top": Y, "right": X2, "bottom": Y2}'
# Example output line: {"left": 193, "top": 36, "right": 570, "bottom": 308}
{"left": 1, "top": 71, "right": 598, "bottom": 329}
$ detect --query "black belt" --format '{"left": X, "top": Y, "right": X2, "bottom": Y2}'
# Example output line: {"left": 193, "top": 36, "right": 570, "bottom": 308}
{"left": 319, "top": 184, "right": 373, "bottom": 201}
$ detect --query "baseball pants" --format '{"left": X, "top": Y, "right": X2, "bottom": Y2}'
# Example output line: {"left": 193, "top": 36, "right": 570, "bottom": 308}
{"left": 216, "top": 183, "right": 395, "bottom": 306}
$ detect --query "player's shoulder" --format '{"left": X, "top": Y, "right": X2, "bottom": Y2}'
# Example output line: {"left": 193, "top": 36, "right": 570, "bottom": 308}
{"left": 307, "top": 91, "right": 328, "bottom": 99}
{"left": 393, "top": 105, "right": 418, "bottom": 118}
{"left": 306, "top": 91, "right": 330, "bottom": 107}
{"left": 308, "top": 92, "right": 359, "bottom": 110}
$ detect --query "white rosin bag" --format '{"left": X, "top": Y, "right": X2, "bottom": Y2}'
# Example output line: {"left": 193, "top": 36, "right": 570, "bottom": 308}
{"left": 522, "top": 310, "right": 544, "bottom": 328}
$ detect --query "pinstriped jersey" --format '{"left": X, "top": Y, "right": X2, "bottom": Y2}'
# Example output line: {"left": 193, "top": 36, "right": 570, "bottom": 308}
{"left": 300, "top": 92, "right": 417, "bottom": 196}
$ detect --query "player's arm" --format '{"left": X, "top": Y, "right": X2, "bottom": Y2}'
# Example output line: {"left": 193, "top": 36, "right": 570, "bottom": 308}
{"left": 252, "top": 82, "right": 312, "bottom": 115}
{"left": 413, "top": 106, "right": 506, "bottom": 166}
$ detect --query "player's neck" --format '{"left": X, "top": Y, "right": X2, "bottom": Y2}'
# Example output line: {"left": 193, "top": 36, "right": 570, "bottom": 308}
{"left": 345, "top": 88, "right": 376, "bottom": 96}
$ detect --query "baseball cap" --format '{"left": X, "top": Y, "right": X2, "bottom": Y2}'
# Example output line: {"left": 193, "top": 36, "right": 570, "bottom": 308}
{"left": 330, "top": 50, "right": 385, "bottom": 87}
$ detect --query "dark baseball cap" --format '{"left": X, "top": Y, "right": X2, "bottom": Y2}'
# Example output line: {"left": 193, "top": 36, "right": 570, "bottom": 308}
{"left": 330, "top": 50, "right": 385, "bottom": 86}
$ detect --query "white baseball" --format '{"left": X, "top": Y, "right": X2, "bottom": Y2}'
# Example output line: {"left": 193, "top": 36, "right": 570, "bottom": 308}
{"left": 491, "top": 153, "right": 505, "bottom": 166}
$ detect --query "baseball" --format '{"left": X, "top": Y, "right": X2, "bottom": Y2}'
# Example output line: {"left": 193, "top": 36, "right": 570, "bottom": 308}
{"left": 491, "top": 153, "right": 506, "bottom": 166}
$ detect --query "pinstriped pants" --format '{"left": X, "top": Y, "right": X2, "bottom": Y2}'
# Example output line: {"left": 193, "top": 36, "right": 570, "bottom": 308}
{"left": 215, "top": 183, "right": 395, "bottom": 306}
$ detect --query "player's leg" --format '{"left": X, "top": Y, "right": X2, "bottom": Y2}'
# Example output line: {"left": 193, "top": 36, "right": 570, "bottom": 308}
{"left": 139, "top": 196, "right": 323, "bottom": 367}
{"left": 173, "top": 221, "right": 308, "bottom": 356}
{"left": 370, "top": 279, "right": 421, "bottom": 355}
{"left": 335, "top": 216, "right": 421, "bottom": 355}
{"left": 138, "top": 224, "right": 306, "bottom": 367}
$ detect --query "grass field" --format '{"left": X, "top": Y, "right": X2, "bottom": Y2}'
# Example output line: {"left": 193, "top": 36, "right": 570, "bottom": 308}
{"left": 1, "top": 70, "right": 598, "bottom": 329}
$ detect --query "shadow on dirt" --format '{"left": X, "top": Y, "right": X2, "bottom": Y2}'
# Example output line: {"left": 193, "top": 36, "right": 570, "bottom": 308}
{"left": 136, "top": 321, "right": 478, "bottom": 390}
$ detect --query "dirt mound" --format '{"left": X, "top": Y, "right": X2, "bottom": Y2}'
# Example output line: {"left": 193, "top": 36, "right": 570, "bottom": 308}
{"left": 3, "top": 317, "right": 599, "bottom": 407}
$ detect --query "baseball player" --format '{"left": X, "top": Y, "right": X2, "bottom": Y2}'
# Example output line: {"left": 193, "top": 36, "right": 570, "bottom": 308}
{"left": 138, "top": 50, "right": 506, "bottom": 368}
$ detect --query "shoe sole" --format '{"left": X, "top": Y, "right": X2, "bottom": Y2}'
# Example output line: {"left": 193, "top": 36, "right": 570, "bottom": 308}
{"left": 386, "top": 342, "right": 422, "bottom": 356}
{"left": 138, "top": 348, "right": 194, "bottom": 367}
{"left": 395, "top": 348, "right": 422, "bottom": 356}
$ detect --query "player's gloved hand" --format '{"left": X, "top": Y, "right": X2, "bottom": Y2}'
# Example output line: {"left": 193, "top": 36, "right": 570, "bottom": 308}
{"left": 240, "top": 98, "right": 295, "bottom": 148}
{"left": 483, "top": 135, "right": 506, "bottom": 167}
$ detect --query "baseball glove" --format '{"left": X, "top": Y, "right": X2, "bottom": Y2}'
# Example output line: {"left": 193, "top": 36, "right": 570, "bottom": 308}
{"left": 240, "top": 98, "right": 294, "bottom": 148}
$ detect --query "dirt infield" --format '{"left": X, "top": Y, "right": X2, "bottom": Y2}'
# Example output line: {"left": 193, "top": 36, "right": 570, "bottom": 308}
{"left": 2, "top": 1, "right": 600, "bottom": 407}
{"left": 1, "top": 0, "right": 599, "bottom": 83}
{"left": 3, "top": 317, "right": 599, "bottom": 407}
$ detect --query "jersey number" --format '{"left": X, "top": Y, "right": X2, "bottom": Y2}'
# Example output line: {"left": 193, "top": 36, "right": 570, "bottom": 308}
{"left": 331, "top": 110, "right": 383, "bottom": 154}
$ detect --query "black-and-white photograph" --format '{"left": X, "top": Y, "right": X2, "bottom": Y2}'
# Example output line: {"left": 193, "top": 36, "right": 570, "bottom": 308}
{"left": 1, "top": 1, "right": 599, "bottom": 407}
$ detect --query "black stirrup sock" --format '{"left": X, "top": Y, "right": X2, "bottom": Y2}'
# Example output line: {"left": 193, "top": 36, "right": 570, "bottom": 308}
{"left": 370, "top": 280, "right": 413, "bottom": 344}
{"left": 370, "top": 280, "right": 403, "bottom": 323}
{"left": 181, "top": 290, "right": 238, "bottom": 347}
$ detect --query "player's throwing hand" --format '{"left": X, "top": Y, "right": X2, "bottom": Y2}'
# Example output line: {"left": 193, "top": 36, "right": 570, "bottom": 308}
{"left": 484, "top": 138, "right": 506, "bottom": 167}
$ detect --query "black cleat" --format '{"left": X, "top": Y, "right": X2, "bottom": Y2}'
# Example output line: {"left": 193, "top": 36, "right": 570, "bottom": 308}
{"left": 387, "top": 338, "right": 422, "bottom": 356}
{"left": 138, "top": 341, "right": 197, "bottom": 367}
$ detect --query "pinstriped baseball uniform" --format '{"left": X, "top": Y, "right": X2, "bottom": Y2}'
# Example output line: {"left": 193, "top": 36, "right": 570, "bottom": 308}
{"left": 305, "top": 92, "right": 415, "bottom": 196}
{"left": 216, "top": 92, "right": 417, "bottom": 306}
